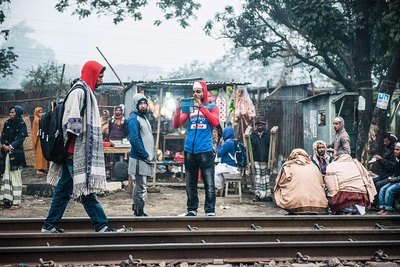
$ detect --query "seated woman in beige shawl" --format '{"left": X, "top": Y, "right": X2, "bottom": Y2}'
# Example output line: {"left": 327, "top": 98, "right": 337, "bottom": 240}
{"left": 274, "top": 148, "right": 328, "bottom": 214}
{"left": 325, "top": 154, "right": 377, "bottom": 215}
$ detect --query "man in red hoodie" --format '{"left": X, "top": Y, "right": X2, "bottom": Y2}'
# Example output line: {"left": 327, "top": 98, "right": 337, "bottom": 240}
{"left": 42, "top": 60, "right": 119, "bottom": 233}
{"left": 173, "top": 81, "right": 220, "bottom": 216}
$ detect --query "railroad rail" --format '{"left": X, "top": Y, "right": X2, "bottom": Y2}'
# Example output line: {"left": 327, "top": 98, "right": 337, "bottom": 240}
{"left": 1, "top": 215, "right": 399, "bottom": 232}
{"left": 1, "top": 229, "right": 400, "bottom": 247}
{"left": 1, "top": 241, "right": 399, "bottom": 264}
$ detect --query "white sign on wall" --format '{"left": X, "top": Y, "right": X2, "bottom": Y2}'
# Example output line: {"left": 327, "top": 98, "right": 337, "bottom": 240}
{"left": 358, "top": 96, "right": 366, "bottom": 111}
{"left": 376, "top": 93, "right": 390, "bottom": 110}
{"left": 310, "top": 110, "right": 317, "bottom": 138}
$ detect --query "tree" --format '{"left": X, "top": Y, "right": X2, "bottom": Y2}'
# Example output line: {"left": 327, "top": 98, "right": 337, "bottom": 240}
{"left": 204, "top": 0, "right": 400, "bottom": 160}
{"left": 0, "top": 0, "right": 18, "bottom": 78}
{"left": 54, "top": 0, "right": 201, "bottom": 27}
{"left": 21, "top": 62, "right": 69, "bottom": 95}
{"left": 1, "top": 22, "right": 57, "bottom": 89}
{"left": 56, "top": 0, "right": 400, "bottom": 160}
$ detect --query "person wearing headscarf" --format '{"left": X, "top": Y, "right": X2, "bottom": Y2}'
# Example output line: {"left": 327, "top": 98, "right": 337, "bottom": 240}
{"left": 274, "top": 149, "right": 328, "bottom": 214}
{"left": 325, "top": 154, "right": 377, "bottom": 215}
{"left": 101, "top": 109, "right": 110, "bottom": 141}
{"left": 173, "top": 81, "right": 220, "bottom": 216}
{"left": 127, "top": 93, "right": 154, "bottom": 217}
{"left": 42, "top": 60, "right": 119, "bottom": 233}
{"left": 310, "top": 140, "right": 332, "bottom": 177}
{"left": 31, "top": 107, "right": 49, "bottom": 175}
{"left": 214, "top": 126, "right": 239, "bottom": 196}
{"left": 109, "top": 105, "right": 128, "bottom": 141}
{"left": 329, "top": 116, "right": 351, "bottom": 156}
{"left": 0, "top": 105, "right": 28, "bottom": 210}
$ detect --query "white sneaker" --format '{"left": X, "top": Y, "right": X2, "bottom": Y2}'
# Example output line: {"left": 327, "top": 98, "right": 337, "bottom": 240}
{"left": 41, "top": 226, "right": 64, "bottom": 233}
{"left": 206, "top": 212, "right": 216, "bottom": 216}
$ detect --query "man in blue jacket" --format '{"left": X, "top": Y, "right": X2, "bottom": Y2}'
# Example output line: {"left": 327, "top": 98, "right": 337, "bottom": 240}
{"left": 127, "top": 93, "right": 155, "bottom": 217}
{"left": 173, "top": 81, "right": 220, "bottom": 216}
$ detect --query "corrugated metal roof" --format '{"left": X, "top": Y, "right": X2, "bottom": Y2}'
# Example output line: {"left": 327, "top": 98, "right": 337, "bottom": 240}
{"left": 296, "top": 92, "right": 331, "bottom": 103}
{"left": 331, "top": 92, "right": 358, "bottom": 103}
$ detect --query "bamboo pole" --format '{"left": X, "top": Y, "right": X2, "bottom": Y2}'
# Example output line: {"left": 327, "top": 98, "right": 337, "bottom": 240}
{"left": 151, "top": 87, "right": 164, "bottom": 189}
{"left": 96, "top": 46, "right": 126, "bottom": 89}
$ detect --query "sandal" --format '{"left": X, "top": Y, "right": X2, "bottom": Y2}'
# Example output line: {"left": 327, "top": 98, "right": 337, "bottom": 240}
{"left": 8, "top": 205, "right": 20, "bottom": 210}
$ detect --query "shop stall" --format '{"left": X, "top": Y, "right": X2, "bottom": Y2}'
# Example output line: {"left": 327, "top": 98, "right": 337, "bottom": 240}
{"left": 122, "top": 79, "right": 253, "bottom": 185}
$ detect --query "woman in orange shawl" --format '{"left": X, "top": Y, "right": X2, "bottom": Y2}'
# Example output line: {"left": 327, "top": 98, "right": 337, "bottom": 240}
{"left": 31, "top": 107, "right": 48, "bottom": 175}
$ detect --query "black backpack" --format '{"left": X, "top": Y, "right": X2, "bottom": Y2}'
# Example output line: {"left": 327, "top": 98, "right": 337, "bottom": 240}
{"left": 233, "top": 139, "right": 247, "bottom": 167}
{"left": 38, "top": 84, "right": 86, "bottom": 163}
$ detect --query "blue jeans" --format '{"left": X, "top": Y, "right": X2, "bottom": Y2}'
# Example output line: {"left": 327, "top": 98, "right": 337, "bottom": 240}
{"left": 185, "top": 151, "right": 215, "bottom": 213}
{"left": 378, "top": 182, "right": 400, "bottom": 211}
{"left": 42, "top": 158, "right": 108, "bottom": 231}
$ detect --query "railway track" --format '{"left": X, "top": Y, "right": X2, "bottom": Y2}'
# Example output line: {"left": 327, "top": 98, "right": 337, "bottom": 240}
{"left": 1, "top": 215, "right": 399, "bottom": 265}
{"left": 1, "top": 215, "right": 399, "bottom": 232}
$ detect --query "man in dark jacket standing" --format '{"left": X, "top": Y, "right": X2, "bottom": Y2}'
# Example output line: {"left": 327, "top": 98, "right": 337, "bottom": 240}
{"left": 250, "top": 117, "right": 271, "bottom": 201}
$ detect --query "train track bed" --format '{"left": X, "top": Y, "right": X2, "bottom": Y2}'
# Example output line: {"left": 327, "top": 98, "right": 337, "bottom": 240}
{"left": 1, "top": 215, "right": 399, "bottom": 265}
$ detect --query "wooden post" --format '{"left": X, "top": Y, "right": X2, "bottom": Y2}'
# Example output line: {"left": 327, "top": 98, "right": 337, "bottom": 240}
{"left": 150, "top": 87, "right": 163, "bottom": 190}
{"left": 232, "top": 84, "right": 238, "bottom": 128}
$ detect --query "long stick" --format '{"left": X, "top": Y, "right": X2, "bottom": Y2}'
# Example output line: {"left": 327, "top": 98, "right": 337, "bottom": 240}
{"left": 96, "top": 46, "right": 126, "bottom": 89}
{"left": 57, "top": 64, "right": 65, "bottom": 100}
{"left": 152, "top": 87, "right": 164, "bottom": 187}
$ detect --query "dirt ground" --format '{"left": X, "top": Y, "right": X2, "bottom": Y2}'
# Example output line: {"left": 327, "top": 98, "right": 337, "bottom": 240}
{"left": 0, "top": 167, "right": 286, "bottom": 218}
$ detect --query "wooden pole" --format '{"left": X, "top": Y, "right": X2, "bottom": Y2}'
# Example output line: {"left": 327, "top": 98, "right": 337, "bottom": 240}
{"left": 232, "top": 84, "right": 238, "bottom": 128}
{"left": 96, "top": 46, "right": 126, "bottom": 89}
{"left": 151, "top": 87, "right": 163, "bottom": 189}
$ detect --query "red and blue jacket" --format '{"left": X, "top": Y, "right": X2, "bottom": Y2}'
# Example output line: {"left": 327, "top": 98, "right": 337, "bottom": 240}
{"left": 173, "top": 82, "right": 219, "bottom": 154}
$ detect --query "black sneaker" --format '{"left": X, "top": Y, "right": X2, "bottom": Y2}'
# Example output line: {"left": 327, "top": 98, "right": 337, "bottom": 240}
{"left": 134, "top": 209, "right": 148, "bottom": 217}
{"left": 185, "top": 211, "right": 197, "bottom": 216}
{"left": 41, "top": 226, "right": 64, "bottom": 233}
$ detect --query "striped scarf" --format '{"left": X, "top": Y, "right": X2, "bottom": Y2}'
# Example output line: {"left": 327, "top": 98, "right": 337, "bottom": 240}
{"left": 47, "top": 80, "right": 106, "bottom": 198}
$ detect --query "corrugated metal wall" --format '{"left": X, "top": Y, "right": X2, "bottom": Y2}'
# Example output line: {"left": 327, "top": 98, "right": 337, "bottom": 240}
{"left": 265, "top": 84, "right": 309, "bottom": 158}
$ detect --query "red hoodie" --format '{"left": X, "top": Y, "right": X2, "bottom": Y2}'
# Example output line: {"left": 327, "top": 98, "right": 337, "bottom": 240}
{"left": 81, "top": 60, "right": 104, "bottom": 91}
{"left": 67, "top": 60, "right": 104, "bottom": 154}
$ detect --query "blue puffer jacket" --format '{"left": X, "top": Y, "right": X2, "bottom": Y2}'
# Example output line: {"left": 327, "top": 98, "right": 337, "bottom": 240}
{"left": 217, "top": 126, "right": 237, "bottom": 167}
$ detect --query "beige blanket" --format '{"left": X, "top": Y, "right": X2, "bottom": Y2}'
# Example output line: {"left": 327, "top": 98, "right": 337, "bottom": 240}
{"left": 325, "top": 154, "right": 376, "bottom": 201}
{"left": 274, "top": 149, "right": 328, "bottom": 213}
